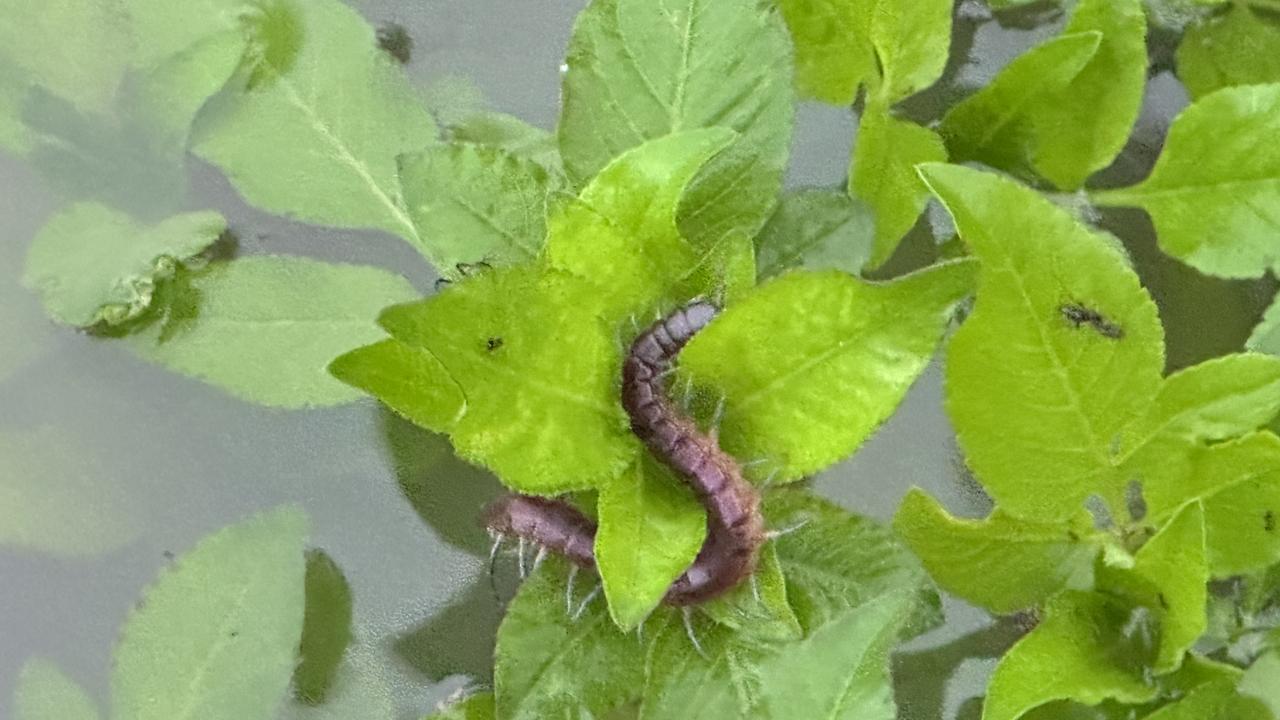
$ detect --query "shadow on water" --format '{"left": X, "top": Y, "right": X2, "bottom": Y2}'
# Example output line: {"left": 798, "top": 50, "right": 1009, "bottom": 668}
{"left": 394, "top": 579, "right": 503, "bottom": 684}
{"left": 893, "top": 615, "right": 1029, "bottom": 720}
{"left": 378, "top": 408, "right": 506, "bottom": 558}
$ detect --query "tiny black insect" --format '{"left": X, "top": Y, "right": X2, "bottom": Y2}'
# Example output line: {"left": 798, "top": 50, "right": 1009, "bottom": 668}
{"left": 486, "top": 337, "right": 504, "bottom": 352}
{"left": 1266, "top": 510, "right": 1276, "bottom": 533}
{"left": 1157, "top": 592, "right": 1169, "bottom": 610}
{"left": 376, "top": 23, "right": 413, "bottom": 64}
{"left": 1066, "top": 529, "right": 1080, "bottom": 542}
{"left": 1060, "top": 302, "right": 1124, "bottom": 340}
{"left": 456, "top": 261, "right": 493, "bottom": 276}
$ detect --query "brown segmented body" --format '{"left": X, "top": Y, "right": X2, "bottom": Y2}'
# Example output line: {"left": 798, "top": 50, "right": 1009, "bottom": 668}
{"left": 484, "top": 301, "right": 764, "bottom": 607}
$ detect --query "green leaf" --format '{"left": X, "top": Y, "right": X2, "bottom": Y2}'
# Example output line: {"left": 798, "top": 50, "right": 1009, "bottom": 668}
{"left": 1144, "top": 679, "right": 1273, "bottom": 720}
{"left": 1177, "top": 5, "right": 1280, "bottom": 100}
{"left": 558, "top": 0, "right": 794, "bottom": 246}
{"left": 22, "top": 204, "right": 226, "bottom": 327}
{"left": 1098, "top": 501, "right": 1209, "bottom": 673}
{"left": 1028, "top": 0, "right": 1148, "bottom": 190}
{"left": 777, "top": 0, "right": 874, "bottom": 104}
{"left": 377, "top": 265, "right": 634, "bottom": 493}
{"left": 1171, "top": 432, "right": 1280, "bottom": 576}
{"left": 641, "top": 489, "right": 938, "bottom": 719}
{"left": 546, "top": 129, "right": 738, "bottom": 320}
{"left": 982, "top": 591, "right": 1156, "bottom": 720}
{"left": 1242, "top": 651, "right": 1280, "bottom": 717}
{"left": 193, "top": 0, "right": 437, "bottom": 248}
{"left": 921, "top": 163, "right": 1164, "bottom": 520}
{"left": 12, "top": 659, "right": 100, "bottom": 720}
{"left": 279, "top": 646, "right": 395, "bottom": 720}
{"left": 940, "top": 32, "right": 1102, "bottom": 180}
{"left": 0, "top": 426, "right": 137, "bottom": 557}
{"left": 699, "top": 543, "right": 802, "bottom": 642}
{"left": 399, "top": 142, "right": 560, "bottom": 275}
{"left": 894, "top": 488, "right": 1099, "bottom": 614}
{"left": 0, "top": 0, "right": 130, "bottom": 116}
{"left": 1250, "top": 289, "right": 1280, "bottom": 354}
{"left": 1091, "top": 84, "right": 1280, "bottom": 278}
{"left": 127, "top": 255, "right": 418, "bottom": 408}
{"left": 596, "top": 456, "right": 706, "bottom": 630}
{"left": 1130, "top": 354, "right": 1280, "bottom": 522}
{"left": 425, "top": 692, "right": 496, "bottom": 720}
{"left": 866, "top": 0, "right": 952, "bottom": 103}
{"left": 293, "top": 550, "right": 354, "bottom": 704}
{"left": 754, "top": 188, "right": 875, "bottom": 279}
{"left": 679, "top": 261, "right": 976, "bottom": 483}
{"left": 328, "top": 340, "right": 466, "bottom": 434}
{"left": 849, "top": 105, "right": 947, "bottom": 269}
{"left": 123, "top": 0, "right": 248, "bottom": 69}
{"left": 111, "top": 507, "right": 309, "bottom": 720}
{"left": 448, "top": 111, "right": 563, "bottom": 178}
{"left": 495, "top": 558, "right": 644, "bottom": 720}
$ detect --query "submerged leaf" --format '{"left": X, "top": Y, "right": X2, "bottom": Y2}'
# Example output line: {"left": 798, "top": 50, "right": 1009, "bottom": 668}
{"left": 558, "top": 0, "right": 794, "bottom": 245}
{"left": 193, "top": 0, "right": 436, "bottom": 249}
{"left": 127, "top": 255, "right": 418, "bottom": 408}
{"left": 22, "top": 203, "right": 226, "bottom": 327}
{"left": 0, "top": 426, "right": 137, "bottom": 557}
{"left": 679, "top": 261, "right": 976, "bottom": 483}
{"left": 111, "top": 507, "right": 309, "bottom": 720}
{"left": 293, "top": 550, "right": 354, "bottom": 704}
{"left": 426, "top": 692, "right": 496, "bottom": 720}
{"left": 1091, "top": 84, "right": 1280, "bottom": 278}
{"left": 12, "top": 659, "right": 100, "bottom": 720}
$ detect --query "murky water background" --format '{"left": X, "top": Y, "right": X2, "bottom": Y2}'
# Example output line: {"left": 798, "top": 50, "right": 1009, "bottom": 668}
{"left": 1, "top": 2, "right": 1274, "bottom": 718}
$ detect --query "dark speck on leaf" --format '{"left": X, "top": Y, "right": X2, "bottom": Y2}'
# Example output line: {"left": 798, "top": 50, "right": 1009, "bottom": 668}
{"left": 377, "top": 23, "right": 413, "bottom": 64}
{"left": 486, "top": 337, "right": 503, "bottom": 352}
{"left": 1060, "top": 302, "right": 1124, "bottom": 340}
{"left": 1157, "top": 593, "right": 1169, "bottom": 610}
{"left": 1066, "top": 530, "right": 1080, "bottom": 542}
{"left": 1266, "top": 510, "right": 1276, "bottom": 533}
{"left": 162, "top": 550, "right": 174, "bottom": 559}
{"left": 230, "top": 630, "right": 239, "bottom": 638}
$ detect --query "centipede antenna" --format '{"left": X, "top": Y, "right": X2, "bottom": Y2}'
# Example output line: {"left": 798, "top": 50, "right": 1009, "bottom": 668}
{"left": 741, "top": 458, "right": 769, "bottom": 468}
{"left": 751, "top": 574, "right": 761, "bottom": 604}
{"left": 566, "top": 565, "right": 579, "bottom": 614}
{"left": 682, "top": 376, "right": 694, "bottom": 407}
{"left": 572, "top": 583, "right": 602, "bottom": 621}
{"left": 532, "top": 546, "right": 547, "bottom": 574}
{"left": 488, "top": 533, "right": 505, "bottom": 605}
{"left": 765, "top": 519, "right": 810, "bottom": 540}
{"left": 682, "top": 607, "right": 709, "bottom": 660}
{"left": 517, "top": 537, "right": 528, "bottom": 578}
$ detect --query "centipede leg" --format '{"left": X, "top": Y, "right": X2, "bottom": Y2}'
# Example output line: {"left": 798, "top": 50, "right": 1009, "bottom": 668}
{"left": 488, "top": 533, "right": 505, "bottom": 605}
{"left": 565, "top": 565, "right": 578, "bottom": 614}
{"left": 765, "top": 519, "right": 810, "bottom": 540}
{"left": 517, "top": 537, "right": 528, "bottom": 578}
{"left": 761, "top": 468, "right": 779, "bottom": 487}
{"left": 532, "top": 546, "right": 547, "bottom": 574}
{"left": 682, "top": 376, "right": 694, "bottom": 407}
{"left": 682, "top": 607, "right": 709, "bottom": 660}
{"left": 709, "top": 394, "right": 726, "bottom": 438}
{"left": 572, "top": 583, "right": 602, "bottom": 621}
{"left": 750, "top": 573, "right": 761, "bottom": 604}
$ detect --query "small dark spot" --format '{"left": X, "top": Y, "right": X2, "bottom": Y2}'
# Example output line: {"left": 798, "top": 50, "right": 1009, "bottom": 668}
{"left": 162, "top": 550, "right": 174, "bottom": 560}
{"left": 376, "top": 23, "right": 413, "bottom": 64}
{"left": 486, "top": 337, "right": 504, "bottom": 352}
{"left": 433, "top": 277, "right": 453, "bottom": 291}
{"left": 1060, "top": 302, "right": 1124, "bottom": 340}
{"left": 456, "top": 261, "right": 493, "bottom": 277}
{"left": 1266, "top": 510, "right": 1276, "bottom": 533}
{"left": 229, "top": 630, "right": 239, "bottom": 638}
{"left": 1066, "top": 530, "right": 1080, "bottom": 542}
{"left": 1157, "top": 593, "right": 1169, "bottom": 610}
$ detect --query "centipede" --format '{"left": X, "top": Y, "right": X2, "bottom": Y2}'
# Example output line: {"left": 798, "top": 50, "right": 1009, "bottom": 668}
{"left": 483, "top": 300, "right": 766, "bottom": 609}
